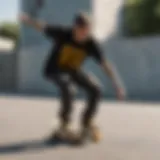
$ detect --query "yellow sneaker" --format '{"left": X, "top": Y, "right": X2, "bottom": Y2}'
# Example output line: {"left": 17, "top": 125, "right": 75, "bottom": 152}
{"left": 81, "top": 124, "right": 102, "bottom": 143}
{"left": 90, "top": 125, "right": 102, "bottom": 143}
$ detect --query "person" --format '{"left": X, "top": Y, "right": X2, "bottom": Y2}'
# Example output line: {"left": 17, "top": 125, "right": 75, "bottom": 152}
{"left": 20, "top": 12, "right": 125, "bottom": 142}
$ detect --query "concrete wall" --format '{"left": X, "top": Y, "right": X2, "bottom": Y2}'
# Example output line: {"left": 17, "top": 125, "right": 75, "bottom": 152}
{"left": 0, "top": 51, "right": 16, "bottom": 91}
{"left": 21, "top": 0, "right": 90, "bottom": 46}
{"left": 103, "top": 37, "right": 160, "bottom": 99}
{"left": 19, "top": 0, "right": 160, "bottom": 100}
{"left": 18, "top": 37, "right": 160, "bottom": 99}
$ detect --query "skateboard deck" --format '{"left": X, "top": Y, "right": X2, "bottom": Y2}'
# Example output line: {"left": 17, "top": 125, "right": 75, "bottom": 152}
{"left": 46, "top": 131, "right": 83, "bottom": 145}
{"left": 46, "top": 129, "right": 101, "bottom": 146}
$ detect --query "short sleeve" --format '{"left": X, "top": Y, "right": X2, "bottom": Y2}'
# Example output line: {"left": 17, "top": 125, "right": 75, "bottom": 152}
{"left": 89, "top": 40, "right": 104, "bottom": 64}
{"left": 44, "top": 25, "right": 65, "bottom": 40}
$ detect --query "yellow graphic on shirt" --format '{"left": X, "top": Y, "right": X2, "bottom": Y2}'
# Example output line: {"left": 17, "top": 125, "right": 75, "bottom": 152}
{"left": 58, "top": 44, "right": 87, "bottom": 69}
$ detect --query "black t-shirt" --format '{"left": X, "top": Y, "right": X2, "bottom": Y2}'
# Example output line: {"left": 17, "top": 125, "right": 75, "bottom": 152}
{"left": 44, "top": 25, "right": 103, "bottom": 75}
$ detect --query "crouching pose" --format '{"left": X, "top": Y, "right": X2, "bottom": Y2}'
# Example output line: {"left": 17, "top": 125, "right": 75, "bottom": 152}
{"left": 20, "top": 12, "right": 125, "bottom": 143}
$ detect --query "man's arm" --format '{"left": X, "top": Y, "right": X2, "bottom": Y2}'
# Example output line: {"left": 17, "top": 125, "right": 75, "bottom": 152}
{"left": 90, "top": 40, "right": 126, "bottom": 100}
{"left": 100, "top": 60, "right": 126, "bottom": 100}
{"left": 20, "top": 13, "right": 65, "bottom": 39}
{"left": 20, "top": 13, "right": 46, "bottom": 32}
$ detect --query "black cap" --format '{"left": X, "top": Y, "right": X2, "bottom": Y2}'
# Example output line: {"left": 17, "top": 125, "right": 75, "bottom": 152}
{"left": 74, "top": 12, "right": 90, "bottom": 27}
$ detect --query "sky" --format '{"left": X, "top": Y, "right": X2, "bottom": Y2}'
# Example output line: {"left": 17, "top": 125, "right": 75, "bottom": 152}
{"left": 0, "top": 0, "right": 19, "bottom": 22}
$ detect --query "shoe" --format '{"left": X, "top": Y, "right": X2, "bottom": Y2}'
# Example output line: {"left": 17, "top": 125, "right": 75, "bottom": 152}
{"left": 89, "top": 125, "right": 101, "bottom": 143}
{"left": 81, "top": 124, "right": 102, "bottom": 143}
{"left": 48, "top": 123, "right": 80, "bottom": 143}
{"left": 48, "top": 123, "right": 70, "bottom": 141}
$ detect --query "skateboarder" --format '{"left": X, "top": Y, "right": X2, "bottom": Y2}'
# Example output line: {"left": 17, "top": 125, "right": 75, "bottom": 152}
{"left": 20, "top": 12, "right": 125, "bottom": 142}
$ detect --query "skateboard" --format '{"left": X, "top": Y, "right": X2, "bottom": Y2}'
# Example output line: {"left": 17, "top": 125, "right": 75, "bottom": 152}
{"left": 46, "top": 127, "right": 101, "bottom": 146}
{"left": 46, "top": 130, "right": 82, "bottom": 145}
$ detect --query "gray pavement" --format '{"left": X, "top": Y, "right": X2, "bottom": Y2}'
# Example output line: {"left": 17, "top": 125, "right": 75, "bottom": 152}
{"left": 0, "top": 96, "right": 160, "bottom": 160}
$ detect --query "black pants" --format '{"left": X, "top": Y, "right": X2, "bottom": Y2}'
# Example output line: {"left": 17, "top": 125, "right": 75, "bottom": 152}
{"left": 48, "top": 70, "right": 101, "bottom": 127}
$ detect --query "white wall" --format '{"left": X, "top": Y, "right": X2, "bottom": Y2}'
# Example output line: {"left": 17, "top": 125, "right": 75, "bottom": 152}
{"left": 93, "top": 0, "right": 123, "bottom": 41}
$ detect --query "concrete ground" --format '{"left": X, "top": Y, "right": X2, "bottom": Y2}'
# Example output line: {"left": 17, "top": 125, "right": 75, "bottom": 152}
{"left": 0, "top": 96, "right": 160, "bottom": 160}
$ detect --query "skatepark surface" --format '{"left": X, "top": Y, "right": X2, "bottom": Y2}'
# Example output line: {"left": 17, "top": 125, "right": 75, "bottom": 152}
{"left": 0, "top": 95, "right": 160, "bottom": 160}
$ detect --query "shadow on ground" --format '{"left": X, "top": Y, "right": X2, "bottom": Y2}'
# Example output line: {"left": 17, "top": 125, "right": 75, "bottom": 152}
{"left": 0, "top": 138, "right": 79, "bottom": 155}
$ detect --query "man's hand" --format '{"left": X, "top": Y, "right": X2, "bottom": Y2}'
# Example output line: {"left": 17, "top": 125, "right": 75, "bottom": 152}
{"left": 19, "top": 13, "right": 46, "bottom": 31}
{"left": 115, "top": 87, "right": 126, "bottom": 100}
{"left": 101, "top": 61, "right": 126, "bottom": 100}
{"left": 19, "top": 13, "right": 31, "bottom": 24}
